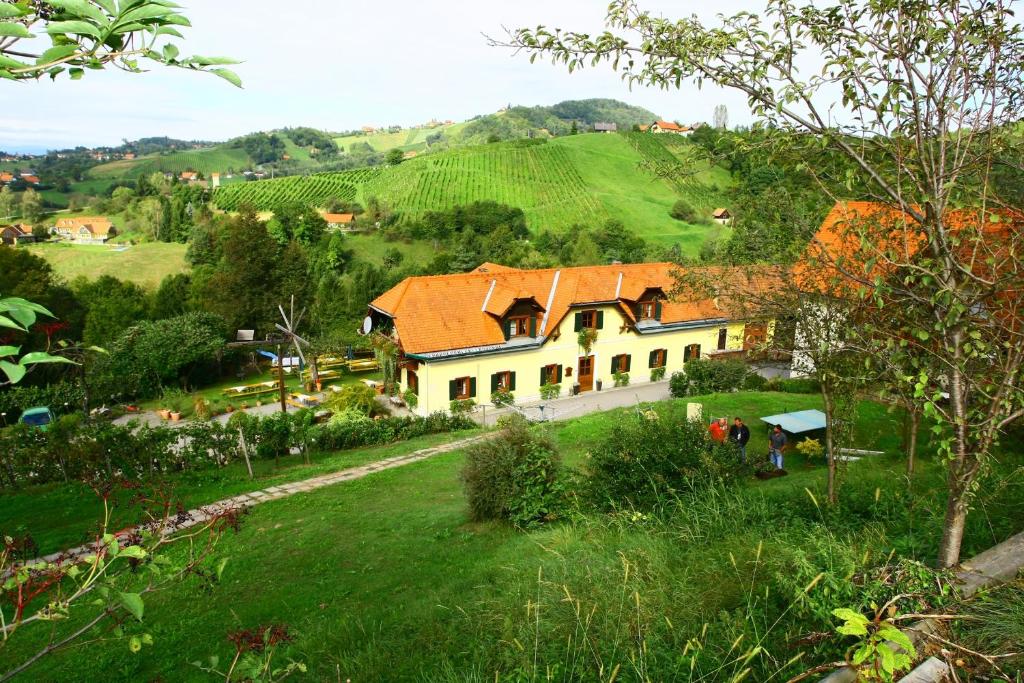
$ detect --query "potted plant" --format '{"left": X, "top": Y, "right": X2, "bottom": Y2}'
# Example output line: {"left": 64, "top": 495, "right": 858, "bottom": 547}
{"left": 169, "top": 410, "right": 182, "bottom": 422}
{"left": 596, "top": 378, "right": 603, "bottom": 391}
{"left": 577, "top": 328, "right": 598, "bottom": 355}
{"left": 157, "top": 408, "right": 171, "bottom": 420}
{"left": 225, "top": 403, "right": 235, "bottom": 414}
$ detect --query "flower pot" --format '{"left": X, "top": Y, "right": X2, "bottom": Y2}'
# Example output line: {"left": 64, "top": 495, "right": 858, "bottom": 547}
{"left": 256, "top": 400, "right": 263, "bottom": 407}
{"left": 225, "top": 405, "right": 235, "bottom": 414}
{"left": 596, "top": 379, "right": 603, "bottom": 391}
{"left": 169, "top": 412, "right": 181, "bottom": 422}
{"left": 573, "top": 383, "right": 581, "bottom": 396}
{"left": 157, "top": 409, "right": 171, "bottom": 420}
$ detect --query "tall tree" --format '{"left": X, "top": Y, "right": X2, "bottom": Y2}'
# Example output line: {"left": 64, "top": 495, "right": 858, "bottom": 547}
{"left": 502, "top": 0, "right": 1024, "bottom": 567}
{"left": 0, "top": 185, "right": 13, "bottom": 219}
{"left": 19, "top": 187, "right": 42, "bottom": 226}
{"left": 712, "top": 104, "right": 728, "bottom": 130}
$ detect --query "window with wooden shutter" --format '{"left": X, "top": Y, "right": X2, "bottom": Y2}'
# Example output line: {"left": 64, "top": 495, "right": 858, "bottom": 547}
{"left": 612, "top": 354, "right": 630, "bottom": 374}
{"left": 648, "top": 349, "right": 666, "bottom": 368}
{"left": 717, "top": 328, "right": 728, "bottom": 350}
{"left": 580, "top": 310, "right": 596, "bottom": 329}
{"left": 683, "top": 344, "right": 701, "bottom": 363}
{"left": 541, "top": 363, "right": 560, "bottom": 385}
{"left": 506, "top": 316, "right": 528, "bottom": 338}
{"left": 452, "top": 376, "right": 474, "bottom": 400}
{"left": 407, "top": 369, "right": 419, "bottom": 395}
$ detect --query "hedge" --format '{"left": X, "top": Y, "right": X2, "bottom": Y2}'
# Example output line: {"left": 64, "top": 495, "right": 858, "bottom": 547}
{"left": 0, "top": 410, "right": 475, "bottom": 488}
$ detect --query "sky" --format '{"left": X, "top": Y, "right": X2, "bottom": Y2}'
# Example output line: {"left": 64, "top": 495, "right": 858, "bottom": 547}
{"left": 1, "top": 0, "right": 761, "bottom": 152}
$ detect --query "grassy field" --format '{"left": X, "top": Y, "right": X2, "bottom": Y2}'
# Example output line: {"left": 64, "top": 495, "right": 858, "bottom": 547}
{"left": 89, "top": 147, "right": 252, "bottom": 180}
{"left": 340, "top": 232, "right": 437, "bottom": 266}
{"left": 214, "top": 134, "right": 731, "bottom": 255}
{"left": 3, "top": 392, "right": 1020, "bottom": 680}
{"left": 25, "top": 242, "right": 188, "bottom": 289}
{"left": 333, "top": 122, "right": 466, "bottom": 153}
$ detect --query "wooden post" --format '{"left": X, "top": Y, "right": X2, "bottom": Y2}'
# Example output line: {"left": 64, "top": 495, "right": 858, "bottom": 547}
{"left": 277, "top": 344, "right": 288, "bottom": 414}
{"left": 238, "top": 430, "right": 254, "bottom": 480}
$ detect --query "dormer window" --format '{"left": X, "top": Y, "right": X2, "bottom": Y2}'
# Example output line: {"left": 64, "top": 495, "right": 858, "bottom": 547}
{"left": 639, "top": 297, "right": 662, "bottom": 321}
{"left": 508, "top": 316, "right": 528, "bottom": 337}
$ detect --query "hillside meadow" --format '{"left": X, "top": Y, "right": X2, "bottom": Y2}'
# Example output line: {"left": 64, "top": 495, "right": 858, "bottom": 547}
{"left": 24, "top": 242, "right": 189, "bottom": 289}
{"left": 3, "top": 392, "right": 1021, "bottom": 680}
{"left": 214, "top": 133, "right": 731, "bottom": 255}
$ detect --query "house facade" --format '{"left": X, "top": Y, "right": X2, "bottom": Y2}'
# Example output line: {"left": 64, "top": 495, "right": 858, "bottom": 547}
{"left": 0, "top": 224, "right": 34, "bottom": 245}
{"left": 51, "top": 216, "right": 114, "bottom": 244}
{"left": 368, "top": 262, "right": 772, "bottom": 415}
{"left": 650, "top": 120, "right": 692, "bottom": 136}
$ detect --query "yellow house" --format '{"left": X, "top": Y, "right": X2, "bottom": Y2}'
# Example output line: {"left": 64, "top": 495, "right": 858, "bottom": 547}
{"left": 367, "top": 262, "right": 772, "bottom": 415}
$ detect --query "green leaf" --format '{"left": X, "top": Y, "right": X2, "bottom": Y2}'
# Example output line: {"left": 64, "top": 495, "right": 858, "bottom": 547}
{"left": 210, "top": 67, "right": 242, "bottom": 88}
{"left": 118, "top": 592, "right": 145, "bottom": 621}
{"left": 38, "top": 44, "right": 80, "bottom": 65}
{"left": 0, "top": 5, "right": 27, "bottom": 18}
{"left": 46, "top": 0, "right": 110, "bottom": 26}
{"left": 189, "top": 55, "right": 239, "bottom": 66}
{"left": 161, "top": 43, "right": 178, "bottom": 61}
{"left": 129, "top": 635, "right": 142, "bottom": 652}
{"left": 119, "top": 4, "right": 175, "bottom": 25}
{"left": 19, "top": 351, "right": 75, "bottom": 366}
{"left": 93, "top": 0, "right": 117, "bottom": 14}
{"left": 0, "top": 54, "right": 27, "bottom": 69}
{"left": 0, "top": 314, "right": 25, "bottom": 331}
{"left": 119, "top": 545, "right": 147, "bottom": 559}
{"left": 0, "top": 22, "right": 33, "bottom": 38}
{"left": 0, "top": 345, "right": 19, "bottom": 357}
{"left": 0, "top": 360, "right": 26, "bottom": 384}
{"left": 69, "top": 67, "right": 84, "bottom": 79}
{"left": 215, "top": 557, "right": 229, "bottom": 580}
{"left": 45, "top": 20, "right": 103, "bottom": 39}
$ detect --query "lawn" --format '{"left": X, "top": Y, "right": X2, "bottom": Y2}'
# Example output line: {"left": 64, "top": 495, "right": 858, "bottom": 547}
{"left": 341, "top": 232, "right": 437, "bottom": 267}
{"left": 2, "top": 392, "right": 1021, "bottom": 681}
{"left": 25, "top": 241, "right": 189, "bottom": 289}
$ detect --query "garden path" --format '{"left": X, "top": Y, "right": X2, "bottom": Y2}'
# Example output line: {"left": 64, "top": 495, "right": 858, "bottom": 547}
{"left": 21, "top": 431, "right": 493, "bottom": 569}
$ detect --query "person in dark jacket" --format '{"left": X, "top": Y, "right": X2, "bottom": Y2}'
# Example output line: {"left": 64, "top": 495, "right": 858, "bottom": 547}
{"left": 728, "top": 417, "right": 750, "bottom": 462}
{"left": 769, "top": 424, "right": 788, "bottom": 470}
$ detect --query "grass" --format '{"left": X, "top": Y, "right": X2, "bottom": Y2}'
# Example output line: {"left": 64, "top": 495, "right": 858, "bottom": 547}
{"left": 340, "top": 232, "right": 437, "bottom": 266}
{"left": 213, "top": 135, "right": 731, "bottom": 253}
{"left": 24, "top": 241, "right": 189, "bottom": 289}
{"left": 89, "top": 148, "right": 252, "bottom": 180}
{"left": 3, "top": 392, "right": 1021, "bottom": 681}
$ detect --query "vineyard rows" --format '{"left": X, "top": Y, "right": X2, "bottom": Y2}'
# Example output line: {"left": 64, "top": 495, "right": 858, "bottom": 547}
{"left": 213, "top": 168, "right": 382, "bottom": 211}
{"left": 620, "top": 132, "right": 726, "bottom": 210}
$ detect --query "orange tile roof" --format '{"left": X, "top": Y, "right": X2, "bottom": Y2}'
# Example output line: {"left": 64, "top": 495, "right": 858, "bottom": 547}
{"left": 323, "top": 213, "right": 354, "bottom": 224}
{"left": 712, "top": 208, "right": 730, "bottom": 218}
{"left": 654, "top": 120, "right": 688, "bottom": 132}
{"left": 54, "top": 216, "right": 113, "bottom": 236}
{"left": 371, "top": 262, "right": 772, "bottom": 355}
{"left": 0, "top": 172, "right": 13, "bottom": 183}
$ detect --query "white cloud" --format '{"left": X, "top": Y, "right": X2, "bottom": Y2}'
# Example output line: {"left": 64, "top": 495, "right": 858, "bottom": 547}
{"left": 3, "top": 0, "right": 762, "bottom": 150}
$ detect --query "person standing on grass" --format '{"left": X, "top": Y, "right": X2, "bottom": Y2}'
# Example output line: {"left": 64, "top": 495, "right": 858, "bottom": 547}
{"left": 769, "top": 424, "right": 787, "bottom": 470}
{"left": 728, "top": 417, "right": 750, "bottom": 462}
{"left": 709, "top": 417, "right": 727, "bottom": 443}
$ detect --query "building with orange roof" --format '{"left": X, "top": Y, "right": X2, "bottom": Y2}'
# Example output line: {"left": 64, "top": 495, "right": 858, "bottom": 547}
{"left": 323, "top": 213, "right": 355, "bottom": 228}
{"left": 366, "top": 262, "right": 774, "bottom": 414}
{"left": 650, "top": 120, "right": 692, "bottom": 136}
{"left": 51, "top": 216, "right": 115, "bottom": 244}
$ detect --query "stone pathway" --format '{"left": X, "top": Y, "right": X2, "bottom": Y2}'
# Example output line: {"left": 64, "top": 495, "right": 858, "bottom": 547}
{"left": 19, "top": 432, "right": 492, "bottom": 569}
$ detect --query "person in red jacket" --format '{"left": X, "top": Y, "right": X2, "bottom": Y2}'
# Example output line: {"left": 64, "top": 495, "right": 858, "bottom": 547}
{"left": 708, "top": 417, "right": 728, "bottom": 443}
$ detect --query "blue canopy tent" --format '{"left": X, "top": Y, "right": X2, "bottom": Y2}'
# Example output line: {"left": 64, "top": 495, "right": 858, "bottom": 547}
{"left": 759, "top": 409, "right": 827, "bottom": 434}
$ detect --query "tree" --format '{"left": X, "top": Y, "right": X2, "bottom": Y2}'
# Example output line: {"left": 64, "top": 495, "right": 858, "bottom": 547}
{"left": 0, "top": 2, "right": 240, "bottom": 85}
{"left": 385, "top": 148, "right": 404, "bottom": 166}
{"left": 150, "top": 273, "right": 193, "bottom": 320}
{"left": 74, "top": 276, "right": 150, "bottom": 347}
{"left": 19, "top": 187, "right": 42, "bottom": 225}
{"left": 713, "top": 104, "right": 728, "bottom": 130}
{"left": 268, "top": 202, "right": 327, "bottom": 246}
{"left": 501, "top": 0, "right": 1024, "bottom": 567}
{"left": 0, "top": 185, "right": 13, "bottom": 219}
{"left": 382, "top": 247, "right": 404, "bottom": 270}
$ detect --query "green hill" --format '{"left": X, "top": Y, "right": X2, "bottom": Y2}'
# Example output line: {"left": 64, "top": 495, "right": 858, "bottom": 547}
{"left": 213, "top": 133, "right": 731, "bottom": 251}
{"left": 458, "top": 99, "right": 660, "bottom": 144}
{"left": 89, "top": 147, "right": 252, "bottom": 180}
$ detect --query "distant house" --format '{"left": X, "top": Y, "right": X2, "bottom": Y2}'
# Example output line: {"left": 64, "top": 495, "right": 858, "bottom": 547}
{"left": 180, "top": 171, "right": 199, "bottom": 181}
{"left": 123, "top": 152, "right": 136, "bottom": 160}
{"left": 0, "top": 172, "right": 13, "bottom": 184}
{"left": 323, "top": 213, "right": 356, "bottom": 229}
{"left": 593, "top": 122, "right": 618, "bottom": 133}
{"left": 20, "top": 174, "right": 40, "bottom": 185}
{"left": 0, "top": 224, "right": 35, "bottom": 245}
{"left": 402, "top": 150, "right": 419, "bottom": 160}
{"left": 361, "top": 125, "right": 376, "bottom": 134}
{"left": 638, "top": 124, "right": 651, "bottom": 132}
{"left": 650, "top": 120, "right": 692, "bottom": 136}
{"left": 712, "top": 208, "right": 732, "bottom": 225}
{"left": 51, "top": 216, "right": 115, "bottom": 244}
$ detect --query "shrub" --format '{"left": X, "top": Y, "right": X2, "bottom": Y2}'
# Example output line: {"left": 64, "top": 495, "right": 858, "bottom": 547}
{"left": 612, "top": 371, "right": 630, "bottom": 387}
{"left": 586, "top": 411, "right": 744, "bottom": 510}
{"left": 650, "top": 366, "right": 666, "bottom": 382}
{"left": 669, "top": 199, "right": 702, "bottom": 223}
{"left": 323, "top": 383, "right": 382, "bottom": 417}
{"left": 0, "top": 381, "right": 85, "bottom": 420}
{"left": 766, "top": 377, "right": 822, "bottom": 393}
{"left": 743, "top": 372, "right": 768, "bottom": 391}
{"left": 491, "top": 390, "right": 515, "bottom": 408}
{"left": 671, "top": 359, "right": 751, "bottom": 397}
{"left": 461, "top": 414, "right": 563, "bottom": 528}
{"left": 539, "top": 383, "right": 561, "bottom": 400}
{"left": 402, "top": 389, "right": 418, "bottom": 410}
{"left": 450, "top": 398, "right": 476, "bottom": 415}
{"left": 796, "top": 437, "right": 824, "bottom": 460}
